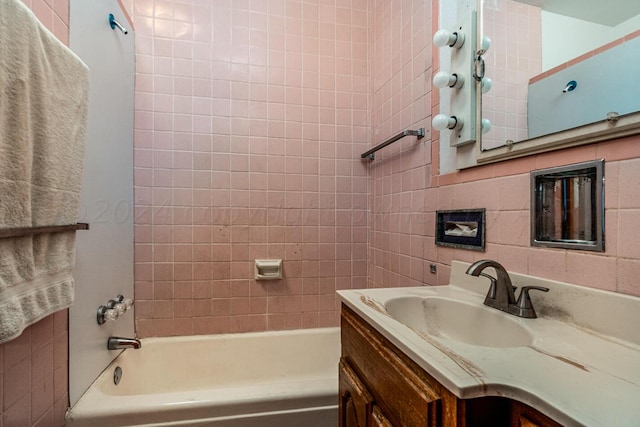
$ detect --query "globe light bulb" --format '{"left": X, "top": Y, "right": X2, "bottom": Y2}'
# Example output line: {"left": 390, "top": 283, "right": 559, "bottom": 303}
{"left": 432, "top": 114, "right": 462, "bottom": 131}
{"left": 481, "top": 36, "right": 491, "bottom": 53}
{"left": 433, "top": 71, "right": 464, "bottom": 89}
{"left": 481, "top": 118, "right": 492, "bottom": 134}
{"left": 433, "top": 29, "right": 465, "bottom": 48}
{"left": 481, "top": 77, "right": 493, "bottom": 94}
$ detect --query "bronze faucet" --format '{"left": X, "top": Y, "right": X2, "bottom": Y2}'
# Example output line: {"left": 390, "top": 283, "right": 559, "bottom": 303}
{"left": 466, "top": 260, "right": 549, "bottom": 318}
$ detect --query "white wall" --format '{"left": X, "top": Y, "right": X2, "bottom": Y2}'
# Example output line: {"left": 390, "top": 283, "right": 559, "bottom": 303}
{"left": 69, "top": 0, "right": 135, "bottom": 406}
{"left": 542, "top": 12, "right": 640, "bottom": 70}
{"left": 528, "top": 37, "right": 640, "bottom": 138}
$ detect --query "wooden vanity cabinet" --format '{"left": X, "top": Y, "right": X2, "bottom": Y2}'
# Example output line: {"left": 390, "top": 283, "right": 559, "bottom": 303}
{"left": 339, "top": 359, "right": 374, "bottom": 427}
{"left": 340, "top": 305, "right": 561, "bottom": 427}
{"left": 340, "top": 305, "right": 463, "bottom": 426}
{"left": 510, "top": 402, "right": 562, "bottom": 427}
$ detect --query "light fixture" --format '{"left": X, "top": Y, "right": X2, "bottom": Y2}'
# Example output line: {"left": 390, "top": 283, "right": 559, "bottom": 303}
{"left": 433, "top": 28, "right": 465, "bottom": 49}
{"left": 433, "top": 114, "right": 464, "bottom": 131}
{"left": 481, "top": 118, "right": 492, "bottom": 134}
{"left": 481, "top": 77, "right": 493, "bottom": 94}
{"left": 480, "top": 36, "right": 491, "bottom": 54}
{"left": 433, "top": 11, "right": 478, "bottom": 147}
{"left": 433, "top": 71, "right": 464, "bottom": 89}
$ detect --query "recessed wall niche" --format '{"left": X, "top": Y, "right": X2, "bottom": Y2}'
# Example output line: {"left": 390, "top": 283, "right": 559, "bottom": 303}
{"left": 531, "top": 160, "right": 605, "bottom": 252}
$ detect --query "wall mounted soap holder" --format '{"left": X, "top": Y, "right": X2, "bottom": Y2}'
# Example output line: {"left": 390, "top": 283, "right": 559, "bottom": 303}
{"left": 254, "top": 259, "right": 283, "bottom": 280}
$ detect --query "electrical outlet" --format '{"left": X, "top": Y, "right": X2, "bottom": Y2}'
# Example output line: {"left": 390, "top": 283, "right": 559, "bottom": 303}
{"left": 429, "top": 264, "right": 437, "bottom": 274}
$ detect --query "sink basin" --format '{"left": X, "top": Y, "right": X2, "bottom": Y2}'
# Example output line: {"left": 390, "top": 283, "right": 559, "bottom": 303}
{"left": 385, "top": 296, "right": 534, "bottom": 348}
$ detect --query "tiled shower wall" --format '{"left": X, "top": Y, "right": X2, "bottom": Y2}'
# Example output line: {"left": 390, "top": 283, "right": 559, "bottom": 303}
{"left": 129, "top": 0, "right": 370, "bottom": 336}
{"left": 0, "top": 4, "right": 71, "bottom": 427}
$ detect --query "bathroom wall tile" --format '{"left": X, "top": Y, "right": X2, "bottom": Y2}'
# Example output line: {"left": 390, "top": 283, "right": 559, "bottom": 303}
{"left": 3, "top": 329, "right": 30, "bottom": 370}
{"left": 31, "top": 376, "right": 54, "bottom": 423}
{"left": 173, "top": 318, "right": 194, "bottom": 336}
{"left": 120, "top": 0, "right": 640, "bottom": 354}
{"left": 34, "top": 410, "right": 56, "bottom": 427}
{"left": 32, "top": 0, "right": 54, "bottom": 30}
{"left": 617, "top": 209, "right": 640, "bottom": 259}
{"left": 3, "top": 357, "right": 31, "bottom": 410}
{"left": 604, "top": 161, "right": 620, "bottom": 209}
{"left": 534, "top": 144, "right": 598, "bottom": 171}
{"left": 53, "top": 363, "right": 67, "bottom": 404}
{"left": 142, "top": 0, "right": 369, "bottom": 331}
{"left": 596, "top": 134, "right": 640, "bottom": 162}
{"left": 497, "top": 174, "right": 530, "bottom": 211}
{"left": 525, "top": 243, "right": 566, "bottom": 277}
{"left": 604, "top": 210, "right": 618, "bottom": 257}
{"left": 617, "top": 259, "right": 640, "bottom": 297}
{"left": 1, "top": 5, "right": 66, "bottom": 416}
{"left": 617, "top": 159, "right": 640, "bottom": 209}
{"left": 367, "top": 0, "right": 432, "bottom": 288}
{"left": 566, "top": 253, "right": 617, "bottom": 292}
{"left": 3, "top": 393, "right": 30, "bottom": 427}
{"left": 153, "top": 319, "right": 175, "bottom": 337}
{"left": 31, "top": 343, "right": 54, "bottom": 386}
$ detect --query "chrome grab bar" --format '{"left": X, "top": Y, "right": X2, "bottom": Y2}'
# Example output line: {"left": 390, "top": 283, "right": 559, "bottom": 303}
{"left": 361, "top": 128, "right": 425, "bottom": 161}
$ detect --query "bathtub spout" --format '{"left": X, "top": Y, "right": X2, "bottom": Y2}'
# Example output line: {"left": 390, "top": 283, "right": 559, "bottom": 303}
{"left": 108, "top": 336, "right": 141, "bottom": 350}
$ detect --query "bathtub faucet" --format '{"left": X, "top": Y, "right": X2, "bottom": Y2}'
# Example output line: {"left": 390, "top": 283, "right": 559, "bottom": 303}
{"left": 107, "top": 336, "right": 142, "bottom": 350}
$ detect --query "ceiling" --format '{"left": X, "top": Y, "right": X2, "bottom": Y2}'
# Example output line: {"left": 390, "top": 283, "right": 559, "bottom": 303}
{"left": 513, "top": 0, "right": 640, "bottom": 26}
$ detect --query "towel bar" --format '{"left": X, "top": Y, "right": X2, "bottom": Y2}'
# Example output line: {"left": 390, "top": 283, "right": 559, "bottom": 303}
{"left": 0, "top": 223, "right": 89, "bottom": 239}
{"left": 361, "top": 128, "right": 425, "bottom": 161}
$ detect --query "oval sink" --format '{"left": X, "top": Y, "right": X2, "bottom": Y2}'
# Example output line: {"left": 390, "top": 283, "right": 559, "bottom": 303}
{"left": 385, "top": 296, "right": 534, "bottom": 348}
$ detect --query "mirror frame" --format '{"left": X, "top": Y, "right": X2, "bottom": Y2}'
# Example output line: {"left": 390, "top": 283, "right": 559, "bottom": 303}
{"left": 476, "top": 111, "right": 640, "bottom": 165}
{"left": 530, "top": 160, "right": 604, "bottom": 252}
{"left": 459, "top": 1, "right": 640, "bottom": 169}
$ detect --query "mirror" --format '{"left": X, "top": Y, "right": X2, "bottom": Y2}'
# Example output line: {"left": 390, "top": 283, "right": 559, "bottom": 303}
{"left": 480, "top": 0, "right": 640, "bottom": 151}
{"left": 531, "top": 160, "right": 604, "bottom": 252}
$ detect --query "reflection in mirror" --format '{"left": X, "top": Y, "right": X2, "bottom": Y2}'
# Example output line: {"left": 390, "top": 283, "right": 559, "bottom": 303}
{"left": 531, "top": 160, "right": 604, "bottom": 252}
{"left": 480, "top": 0, "right": 640, "bottom": 151}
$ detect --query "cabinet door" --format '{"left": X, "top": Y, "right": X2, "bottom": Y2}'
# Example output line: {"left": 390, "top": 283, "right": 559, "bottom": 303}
{"left": 371, "top": 405, "right": 395, "bottom": 427}
{"left": 511, "top": 402, "right": 562, "bottom": 427}
{"left": 342, "top": 306, "right": 442, "bottom": 426}
{"left": 339, "top": 359, "right": 374, "bottom": 427}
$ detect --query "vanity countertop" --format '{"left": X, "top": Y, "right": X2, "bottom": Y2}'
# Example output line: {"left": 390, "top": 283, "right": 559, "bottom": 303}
{"left": 337, "top": 261, "right": 640, "bottom": 427}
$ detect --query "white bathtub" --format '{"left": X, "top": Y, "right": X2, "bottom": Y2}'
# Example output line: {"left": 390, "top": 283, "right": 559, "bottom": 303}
{"left": 66, "top": 327, "right": 340, "bottom": 427}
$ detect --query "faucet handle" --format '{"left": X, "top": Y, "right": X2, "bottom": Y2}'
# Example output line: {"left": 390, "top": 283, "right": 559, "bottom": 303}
{"left": 514, "top": 286, "right": 549, "bottom": 318}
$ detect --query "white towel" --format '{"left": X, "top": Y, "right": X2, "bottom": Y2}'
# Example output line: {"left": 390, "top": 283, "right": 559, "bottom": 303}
{"left": 0, "top": 0, "right": 89, "bottom": 343}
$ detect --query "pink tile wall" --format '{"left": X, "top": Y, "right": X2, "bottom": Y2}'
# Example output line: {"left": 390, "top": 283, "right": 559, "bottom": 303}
{"left": 369, "top": 0, "right": 640, "bottom": 299}
{"left": 367, "top": 0, "right": 433, "bottom": 288}
{"left": 481, "top": 0, "right": 541, "bottom": 150}
{"left": 3, "top": 4, "right": 70, "bottom": 427}
{"left": 20, "top": 0, "right": 70, "bottom": 45}
{"left": 131, "top": 0, "right": 370, "bottom": 337}
{"left": 1, "top": 312, "right": 69, "bottom": 427}
{"left": 432, "top": 138, "right": 640, "bottom": 298}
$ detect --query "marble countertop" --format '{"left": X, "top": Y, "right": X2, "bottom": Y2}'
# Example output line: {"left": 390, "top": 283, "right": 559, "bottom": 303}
{"left": 337, "top": 262, "right": 640, "bottom": 427}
